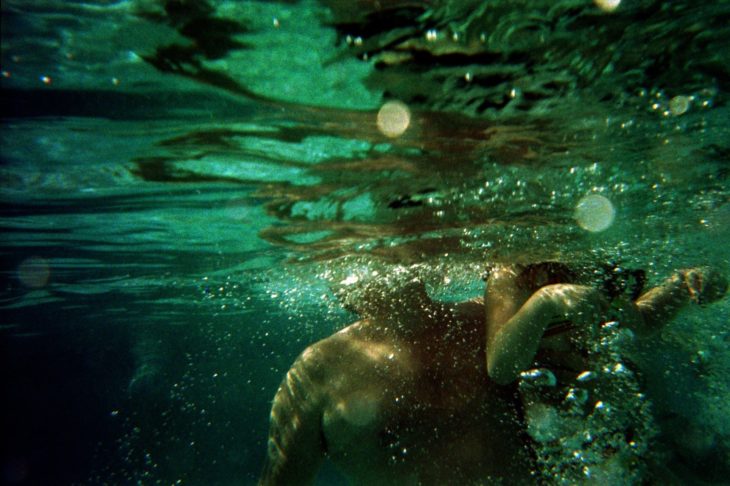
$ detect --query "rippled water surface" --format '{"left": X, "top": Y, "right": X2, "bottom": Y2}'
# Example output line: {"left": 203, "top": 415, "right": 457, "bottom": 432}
{"left": 2, "top": 0, "right": 729, "bottom": 484}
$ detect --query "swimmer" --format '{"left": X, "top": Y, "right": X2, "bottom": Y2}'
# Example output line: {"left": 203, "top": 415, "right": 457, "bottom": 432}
{"left": 259, "top": 263, "right": 727, "bottom": 485}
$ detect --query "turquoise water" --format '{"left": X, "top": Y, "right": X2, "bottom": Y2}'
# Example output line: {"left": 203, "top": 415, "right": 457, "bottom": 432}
{"left": 1, "top": 0, "right": 729, "bottom": 484}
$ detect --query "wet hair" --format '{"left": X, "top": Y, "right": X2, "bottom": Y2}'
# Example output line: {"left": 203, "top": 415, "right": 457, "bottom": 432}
{"left": 595, "top": 263, "right": 646, "bottom": 301}
{"left": 515, "top": 262, "right": 578, "bottom": 290}
{"left": 481, "top": 261, "right": 575, "bottom": 285}
{"left": 336, "top": 272, "right": 429, "bottom": 318}
{"left": 485, "top": 260, "right": 645, "bottom": 301}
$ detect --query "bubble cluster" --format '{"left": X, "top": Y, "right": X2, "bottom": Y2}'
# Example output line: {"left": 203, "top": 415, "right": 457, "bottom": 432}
{"left": 521, "top": 323, "right": 657, "bottom": 485}
{"left": 645, "top": 87, "right": 716, "bottom": 117}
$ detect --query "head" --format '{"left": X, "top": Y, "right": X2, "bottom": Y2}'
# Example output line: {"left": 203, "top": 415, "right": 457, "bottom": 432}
{"left": 514, "top": 261, "right": 578, "bottom": 291}
{"left": 595, "top": 263, "right": 646, "bottom": 300}
{"left": 336, "top": 273, "right": 431, "bottom": 320}
{"left": 483, "top": 260, "right": 645, "bottom": 300}
{"left": 483, "top": 261, "right": 578, "bottom": 292}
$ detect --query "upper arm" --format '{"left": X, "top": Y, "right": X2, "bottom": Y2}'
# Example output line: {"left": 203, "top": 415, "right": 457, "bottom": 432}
{"left": 484, "top": 267, "right": 533, "bottom": 368}
{"left": 486, "top": 281, "right": 606, "bottom": 384}
{"left": 485, "top": 286, "right": 557, "bottom": 384}
{"left": 484, "top": 267, "right": 544, "bottom": 384}
{"left": 260, "top": 349, "right": 327, "bottom": 486}
{"left": 484, "top": 267, "right": 527, "bottom": 348}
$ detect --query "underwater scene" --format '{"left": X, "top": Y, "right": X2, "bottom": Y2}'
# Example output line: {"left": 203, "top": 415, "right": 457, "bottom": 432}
{"left": 1, "top": 0, "right": 729, "bottom": 484}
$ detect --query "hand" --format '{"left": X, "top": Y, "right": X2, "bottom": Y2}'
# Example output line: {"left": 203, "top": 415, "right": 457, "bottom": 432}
{"left": 682, "top": 267, "right": 728, "bottom": 305}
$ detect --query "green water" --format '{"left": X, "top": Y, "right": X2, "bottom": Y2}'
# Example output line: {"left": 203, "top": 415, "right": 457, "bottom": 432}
{"left": 1, "top": 0, "right": 729, "bottom": 484}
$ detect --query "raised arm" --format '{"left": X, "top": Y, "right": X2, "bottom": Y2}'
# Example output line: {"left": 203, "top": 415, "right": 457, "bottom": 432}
{"left": 484, "top": 265, "right": 727, "bottom": 385}
{"left": 260, "top": 349, "right": 327, "bottom": 486}
{"left": 631, "top": 266, "right": 728, "bottom": 335}
{"left": 485, "top": 268, "right": 607, "bottom": 385}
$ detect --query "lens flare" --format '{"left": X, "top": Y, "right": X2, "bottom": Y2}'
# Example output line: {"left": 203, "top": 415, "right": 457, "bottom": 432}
{"left": 574, "top": 194, "right": 616, "bottom": 232}
{"left": 377, "top": 101, "right": 411, "bottom": 138}
{"left": 594, "top": 0, "right": 620, "bottom": 12}
{"left": 18, "top": 256, "right": 51, "bottom": 288}
{"left": 668, "top": 95, "right": 691, "bottom": 116}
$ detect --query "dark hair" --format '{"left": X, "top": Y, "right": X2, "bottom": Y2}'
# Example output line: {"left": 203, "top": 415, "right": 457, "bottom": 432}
{"left": 597, "top": 263, "right": 646, "bottom": 301}
{"left": 515, "top": 261, "right": 578, "bottom": 291}
{"left": 507, "top": 260, "right": 645, "bottom": 300}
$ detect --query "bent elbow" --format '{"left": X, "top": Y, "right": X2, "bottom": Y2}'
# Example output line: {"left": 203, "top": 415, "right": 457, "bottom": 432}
{"left": 487, "top": 354, "right": 520, "bottom": 386}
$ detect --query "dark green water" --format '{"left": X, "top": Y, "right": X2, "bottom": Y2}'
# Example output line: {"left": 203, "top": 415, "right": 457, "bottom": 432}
{"left": 1, "top": 0, "right": 729, "bottom": 484}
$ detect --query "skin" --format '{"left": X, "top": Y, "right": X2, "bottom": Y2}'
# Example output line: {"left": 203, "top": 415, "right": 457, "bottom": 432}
{"left": 260, "top": 266, "right": 727, "bottom": 485}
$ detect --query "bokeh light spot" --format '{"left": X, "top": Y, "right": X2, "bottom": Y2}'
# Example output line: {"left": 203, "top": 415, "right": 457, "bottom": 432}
{"left": 594, "top": 0, "right": 621, "bottom": 12}
{"left": 668, "top": 95, "right": 691, "bottom": 116}
{"left": 574, "top": 194, "right": 616, "bottom": 232}
{"left": 18, "top": 256, "right": 51, "bottom": 288}
{"left": 377, "top": 101, "right": 411, "bottom": 138}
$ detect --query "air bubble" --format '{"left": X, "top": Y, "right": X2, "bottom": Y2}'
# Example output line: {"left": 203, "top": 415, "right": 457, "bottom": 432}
{"left": 520, "top": 368, "right": 557, "bottom": 388}
{"left": 576, "top": 371, "right": 595, "bottom": 382}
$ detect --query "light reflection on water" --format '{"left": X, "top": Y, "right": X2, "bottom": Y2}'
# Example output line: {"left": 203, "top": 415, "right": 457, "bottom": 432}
{"left": 2, "top": 94, "right": 729, "bottom": 485}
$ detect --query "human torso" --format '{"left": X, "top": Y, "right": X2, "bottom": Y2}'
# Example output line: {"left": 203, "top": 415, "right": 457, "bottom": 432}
{"left": 318, "top": 310, "right": 535, "bottom": 485}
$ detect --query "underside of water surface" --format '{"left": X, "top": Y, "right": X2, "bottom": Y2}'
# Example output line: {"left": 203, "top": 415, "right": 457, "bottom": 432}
{"left": 1, "top": 0, "right": 729, "bottom": 484}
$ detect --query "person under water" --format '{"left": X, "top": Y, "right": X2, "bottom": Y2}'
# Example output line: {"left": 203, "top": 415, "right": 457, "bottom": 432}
{"left": 259, "top": 262, "right": 728, "bottom": 485}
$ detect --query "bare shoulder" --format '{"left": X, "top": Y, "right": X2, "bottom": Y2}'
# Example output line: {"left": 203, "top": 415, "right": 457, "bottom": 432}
{"left": 293, "top": 321, "right": 371, "bottom": 378}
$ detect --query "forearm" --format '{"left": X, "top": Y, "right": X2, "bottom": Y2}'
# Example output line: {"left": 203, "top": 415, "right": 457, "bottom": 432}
{"left": 630, "top": 266, "right": 728, "bottom": 334}
{"left": 633, "top": 273, "right": 690, "bottom": 334}
{"left": 486, "top": 283, "right": 609, "bottom": 384}
{"left": 486, "top": 289, "right": 556, "bottom": 385}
